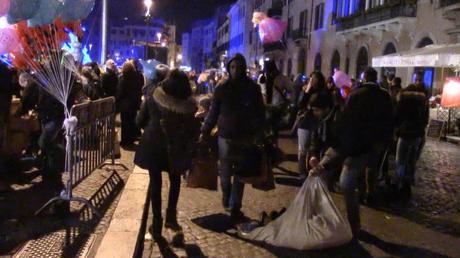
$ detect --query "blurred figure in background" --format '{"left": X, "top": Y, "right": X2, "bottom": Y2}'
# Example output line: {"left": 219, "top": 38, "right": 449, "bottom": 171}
{"left": 101, "top": 59, "right": 119, "bottom": 98}
{"left": 117, "top": 61, "right": 143, "bottom": 147}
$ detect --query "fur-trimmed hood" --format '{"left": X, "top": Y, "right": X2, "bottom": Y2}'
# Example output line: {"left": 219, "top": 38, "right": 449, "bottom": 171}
{"left": 153, "top": 87, "right": 197, "bottom": 114}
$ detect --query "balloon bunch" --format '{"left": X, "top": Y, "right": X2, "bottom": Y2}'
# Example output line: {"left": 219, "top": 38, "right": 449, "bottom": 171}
{"left": 0, "top": 0, "right": 95, "bottom": 116}
{"left": 332, "top": 70, "right": 352, "bottom": 99}
{"left": 251, "top": 12, "right": 287, "bottom": 44}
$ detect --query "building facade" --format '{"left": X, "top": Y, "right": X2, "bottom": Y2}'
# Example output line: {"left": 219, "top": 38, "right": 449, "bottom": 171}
{"left": 181, "top": 33, "right": 191, "bottom": 67}
{"left": 108, "top": 21, "right": 165, "bottom": 64}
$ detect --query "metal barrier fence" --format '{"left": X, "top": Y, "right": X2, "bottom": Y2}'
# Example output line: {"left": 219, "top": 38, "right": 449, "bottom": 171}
{"left": 36, "top": 97, "right": 127, "bottom": 216}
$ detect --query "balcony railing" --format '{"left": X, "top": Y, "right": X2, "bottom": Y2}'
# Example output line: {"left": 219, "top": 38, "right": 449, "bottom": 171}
{"left": 336, "top": 3, "right": 417, "bottom": 32}
{"left": 440, "top": 0, "right": 460, "bottom": 8}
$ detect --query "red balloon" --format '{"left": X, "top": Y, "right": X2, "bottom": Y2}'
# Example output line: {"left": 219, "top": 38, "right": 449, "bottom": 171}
{"left": 340, "top": 86, "right": 351, "bottom": 100}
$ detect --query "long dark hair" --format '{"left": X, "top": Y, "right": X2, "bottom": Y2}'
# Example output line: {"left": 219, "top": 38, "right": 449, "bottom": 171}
{"left": 309, "top": 71, "right": 326, "bottom": 92}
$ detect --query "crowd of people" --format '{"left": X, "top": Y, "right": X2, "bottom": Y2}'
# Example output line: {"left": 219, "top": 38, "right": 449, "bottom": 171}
{"left": 0, "top": 52, "right": 431, "bottom": 246}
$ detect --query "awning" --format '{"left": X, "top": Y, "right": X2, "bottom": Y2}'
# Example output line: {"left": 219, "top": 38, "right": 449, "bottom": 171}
{"left": 372, "top": 43, "right": 460, "bottom": 68}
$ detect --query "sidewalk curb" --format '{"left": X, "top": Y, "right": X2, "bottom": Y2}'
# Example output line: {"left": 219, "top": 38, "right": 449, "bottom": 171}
{"left": 94, "top": 166, "right": 149, "bottom": 258}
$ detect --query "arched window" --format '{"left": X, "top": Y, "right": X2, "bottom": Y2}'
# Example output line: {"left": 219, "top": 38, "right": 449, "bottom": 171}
{"left": 415, "top": 37, "right": 434, "bottom": 95}
{"left": 330, "top": 50, "right": 341, "bottom": 76}
{"left": 314, "top": 53, "right": 322, "bottom": 72}
{"left": 356, "top": 47, "right": 368, "bottom": 79}
{"left": 382, "top": 42, "right": 397, "bottom": 77}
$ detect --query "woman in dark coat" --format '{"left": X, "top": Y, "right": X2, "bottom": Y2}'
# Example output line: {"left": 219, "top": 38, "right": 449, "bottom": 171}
{"left": 117, "top": 61, "right": 143, "bottom": 146}
{"left": 134, "top": 69, "right": 200, "bottom": 240}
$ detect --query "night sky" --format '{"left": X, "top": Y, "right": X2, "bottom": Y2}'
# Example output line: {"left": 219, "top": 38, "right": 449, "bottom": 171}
{"left": 109, "top": 0, "right": 235, "bottom": 41}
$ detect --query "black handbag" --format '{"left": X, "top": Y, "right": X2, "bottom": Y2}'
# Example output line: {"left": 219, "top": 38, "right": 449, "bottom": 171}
{"left": 228, "top": 143, "right": 263, "bottom": 178}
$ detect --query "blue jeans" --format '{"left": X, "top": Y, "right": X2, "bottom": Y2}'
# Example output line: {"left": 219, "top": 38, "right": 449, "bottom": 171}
{"left": 297, "top": 128, "right": 310, "bottom": 176}
{"left": 218, "top": 137, "right": 245, "bottom": 211}
{"left": 38, "top": 119, "right": 65, "bottom": 189}
{"left": 396, "top": 137, "right": 422, "bottom": 187}
{"left": 321, "top": 146, "right": 382, "bottom": 231}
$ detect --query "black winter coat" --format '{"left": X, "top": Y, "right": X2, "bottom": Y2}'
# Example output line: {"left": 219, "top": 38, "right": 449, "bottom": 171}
{"left": 134, "top": 87, "right": 199, "bottom": 172}
{"left": 101, "top": 69, "right": 118, "bottom": 98}
{"left": 202, "top": 78, "right": 265, "bottom": 139}
{"left": 395, "top": 88, "right": 429, "bottom": 138}
{"left": 117, "top": 72, "right": 143, "bottom": 113}
{"left": 336, "top": 82, "right": 394, "bottom": 157}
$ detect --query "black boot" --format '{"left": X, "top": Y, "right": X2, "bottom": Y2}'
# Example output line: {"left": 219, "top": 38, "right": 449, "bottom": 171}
{"left": 165, "top": 209, "right": 182, "bottom": 232}
{"left": 298, "top": 153, "right": 307, "bottom": 179}
{"left": 148, "top": 217, "right": 163, "bottom": 241}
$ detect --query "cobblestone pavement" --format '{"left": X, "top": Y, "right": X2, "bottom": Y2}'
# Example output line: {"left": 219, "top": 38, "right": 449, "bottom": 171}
{"left": 0, "top": 146, "right": 135, "bottom": 257}
{"left": 143, "top": 136, "right": 460, "bottom": 258}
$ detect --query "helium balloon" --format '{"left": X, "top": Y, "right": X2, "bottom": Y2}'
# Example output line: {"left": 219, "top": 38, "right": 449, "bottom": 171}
{"left": 7, "top": 0, "right": 40, "bottom": 24}
{"left": 0, "top": 26, "right": 19, "bottom": 54}
{"left": 333, "top": 70, "right": 352, "bottom": 89}
{"left": 0, "top": 0, "right": 10, "bottom": 17}
{"left": 61, "top": 0, "right": 95, "bottom": 23}
{"left": 28, "top": 0, "right": 64, "bottom": 27}
{"left": 257, "top": 17, "right": 287, "bottom": 44}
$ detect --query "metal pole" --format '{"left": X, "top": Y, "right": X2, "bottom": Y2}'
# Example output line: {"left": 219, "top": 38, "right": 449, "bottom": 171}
{"left": 101, "top": 0, "right": 108, "bottom": 64}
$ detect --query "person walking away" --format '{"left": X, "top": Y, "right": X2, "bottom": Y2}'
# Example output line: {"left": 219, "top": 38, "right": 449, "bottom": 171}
{"left": 135, "top": 69, "right": 200, "bottom": 240}
{"left": 296, "top": 71, "right": 327, "bottom": 179}
{"left": 117, "top": 61, "right": 143, "bottom": 147}
{"left": 201, "top": 53, "right": 265, "bottom": 224}
{"left": 394, "top": 84, "right": 429, "bottom": 201}
{"left": 101, "top": 59, "right": 118, "bottom": 98}
{"left": 309, "top": 67, "right": 393, "bottom": 236}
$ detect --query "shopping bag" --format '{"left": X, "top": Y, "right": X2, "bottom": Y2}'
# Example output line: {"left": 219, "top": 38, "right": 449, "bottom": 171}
{"left": 239, "top": 153, "right": 275, "bottom": 191}
{"left": 230, "top": 143, "right": 263, "bottom": 178}
{"left": 186, "top": 155, "right": 218, "bottom": 191}
{"left": 245, "top": 176, "right": 352, "bottom": 250}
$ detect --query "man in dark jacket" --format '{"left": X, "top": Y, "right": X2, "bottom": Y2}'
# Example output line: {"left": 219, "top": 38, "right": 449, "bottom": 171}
{"left": 15, "top": 81, "right": 66, "bottom": 192}
{"left": 201, "top": 53, "right": 265, "bottom": 223}
{"left": 310, "top": 67, "right": 393, "bottom": 236}
{"left": 394, "top": 84, "right": 429, "bottom": 200}
{"left": 101, "top": 59, "right": 118, "bottom": 98}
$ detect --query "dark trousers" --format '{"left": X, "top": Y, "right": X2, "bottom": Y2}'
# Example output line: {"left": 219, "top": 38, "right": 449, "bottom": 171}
{"left": 148, "top": 170, "right": 181, "bottom": 220}
{"left": 120, "top": 110, "right": 137, "bottom": 145}
{"left": 38, "top": 119, "right": 65, "bottom": 190}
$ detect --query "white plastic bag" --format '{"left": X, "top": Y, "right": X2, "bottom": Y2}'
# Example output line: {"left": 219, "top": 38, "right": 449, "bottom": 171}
{"left": 245, "top": 176, "right": 352, "bottom": 250}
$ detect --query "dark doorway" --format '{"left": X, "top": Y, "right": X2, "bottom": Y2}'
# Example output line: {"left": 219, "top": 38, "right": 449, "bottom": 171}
{"left": 381, "top": 42, "right": 397, "bottom": 77}
{"left": 415, "top": 37, "right": 434, "bottom": 96}
{"left": 356, "top": 47, "right": 368, "bottom": 79}
{"left": 297, "top": 48, "right": 306, "bottom": 75}
{"left": 330, "top": 50, "right": 340, "bottom": 76}
{"left": 314, "top": 53, "right": 322, "bottom": 72}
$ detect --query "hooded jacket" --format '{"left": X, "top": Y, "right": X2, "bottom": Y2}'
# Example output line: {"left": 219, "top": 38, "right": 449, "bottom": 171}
{"left": 202, "top": 54, "right": 265, "bottom": 139}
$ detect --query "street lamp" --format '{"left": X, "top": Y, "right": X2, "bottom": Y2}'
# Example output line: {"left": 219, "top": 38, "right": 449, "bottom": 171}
{"left": 143, "top": 0, "right": 154, "bottom": 59}
{"left": 144, "top": 0, "right": 153, "bottom": 17}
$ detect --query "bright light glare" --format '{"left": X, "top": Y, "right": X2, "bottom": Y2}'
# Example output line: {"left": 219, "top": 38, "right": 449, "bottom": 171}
{"left": 144, "top": 0, "right": 153, "bottom": 16}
